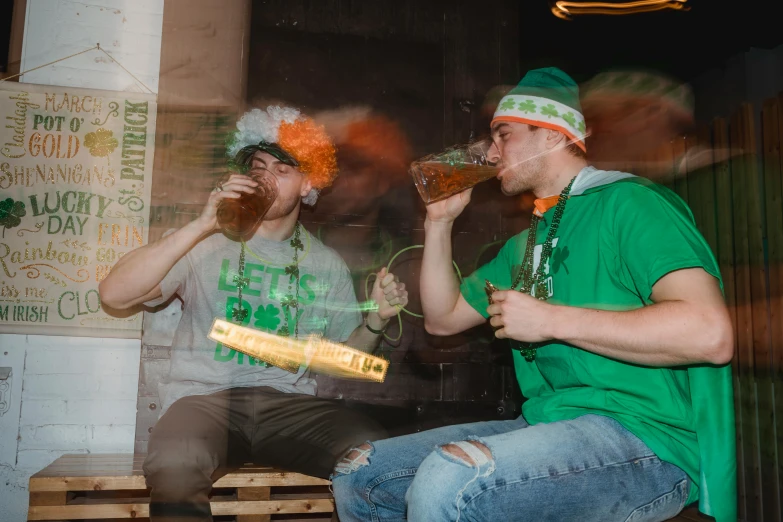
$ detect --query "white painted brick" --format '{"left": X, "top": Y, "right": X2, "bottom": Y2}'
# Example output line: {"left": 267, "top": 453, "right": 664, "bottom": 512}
{"left": 17, "top": 424, "right": 135, "bottom": 452}
{"left": 21, "top": 372, "right": 136, "bottom": 400}
{"left": 53, "top": 24, "right": 164, "bottom": 56}
{"left": 22, "top": 373, "right": 100, "bottom": 400}
{"left": 25, "top": 335, "right": 140, "bottom": 352}
{"left": 18, "top": 399, "right": 68, "bottom": 425}
{"left": 116, "top": 12, "right": 165, "bottom": 36}
{"left": 18, "top": 424, "right": 88, "bottom": 450}
{"left": 20, "top": 399, "right": 136, "bottom": 425}
{"left": 26, "top": 65, "right": 159, "bottom": 93}
{"left": 88, "top": 424, "right": 136, "bottom": 452}
{"left": 50, "top": 48, "right": 163, "bottom": 77}
{"left": 0, "top": 465, "right": 31, "bottom": 522}
{"left": 24, "top": 345, "right": 140, "bottom": 376}
{"left": 0, "top": 336, "right": 26, "bottom": 465}
{"left": 21, "top": 0, "right": 163, "bottom": 92}
{"left": 10, "top": 2, "right": 161, "bottom": 518}
{"left": 80, "top": 0, "right": 164, "bottom": 15}
{"left": 57, "top": 2, "right": 133, "bottom": 31}
{"left": 67, "top": 399, "right": 137, "bottom": 425}
{"left": 97, "top": 373, "right": 139, "bottom": 397}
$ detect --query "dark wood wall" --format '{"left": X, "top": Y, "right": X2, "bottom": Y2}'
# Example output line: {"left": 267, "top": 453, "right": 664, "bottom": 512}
{"left": 136, "top": 0, "right": 524, "bottom": 450}
{"left": 245, "top": 0, "right": 524, "bottom": 433}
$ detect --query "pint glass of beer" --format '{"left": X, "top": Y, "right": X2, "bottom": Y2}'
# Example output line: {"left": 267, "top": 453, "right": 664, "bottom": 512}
{"left": 216, "top": 168, "right": 279, "bottom": 236}
{"left": 409, "top": 138, "right": 499, "bottom": 204}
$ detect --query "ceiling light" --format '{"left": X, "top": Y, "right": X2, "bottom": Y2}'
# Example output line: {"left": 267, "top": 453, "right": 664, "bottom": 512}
{"left": 551, "top": 0, "right": 689, "bottom": 19}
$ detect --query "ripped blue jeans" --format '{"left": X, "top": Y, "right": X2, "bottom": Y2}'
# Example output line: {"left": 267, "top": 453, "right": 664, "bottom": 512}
{"left": 331, "top": 414, "right": 691, "bottom": 522}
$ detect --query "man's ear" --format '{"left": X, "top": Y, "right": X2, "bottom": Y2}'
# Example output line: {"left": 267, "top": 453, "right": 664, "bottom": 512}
{"left": 300, "top": 178, "right": 313, "bottom": 197}
{"left": 545, "top": 129, "right": 568, "bottom": 150}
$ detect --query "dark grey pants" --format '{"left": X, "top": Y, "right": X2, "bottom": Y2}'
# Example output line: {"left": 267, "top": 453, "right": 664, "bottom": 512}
{"left": 143, "top": 386, "right": 386, "bottom": 521}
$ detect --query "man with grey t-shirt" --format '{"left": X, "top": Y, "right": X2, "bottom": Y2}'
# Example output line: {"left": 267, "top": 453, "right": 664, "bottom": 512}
{"left": 99, "top": 106, "right": 408, "bottom": 522}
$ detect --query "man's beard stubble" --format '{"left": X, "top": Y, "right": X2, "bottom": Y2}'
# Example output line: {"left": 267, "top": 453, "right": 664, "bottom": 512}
{"left": 500, "top": 154, "right": 547, "bottom": 196}
{"left": 264, "top": 190, "right": 301, "bottom": 221}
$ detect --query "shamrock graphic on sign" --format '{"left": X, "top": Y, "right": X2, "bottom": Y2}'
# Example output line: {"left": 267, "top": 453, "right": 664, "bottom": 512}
{"left": 254, "top": 304, "right": 282, "bottom": 332}
{"left": 84, "top": 128, "right": 119, "bottom": 157}
{"left": 0, "top": 198, "right": 26, "bottom": 238}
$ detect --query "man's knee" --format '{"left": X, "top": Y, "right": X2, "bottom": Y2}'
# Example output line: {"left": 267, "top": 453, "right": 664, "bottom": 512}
{"left": 144, "top": 436, "right": 219, "bottom": 491}
{"left": 406, "top": 440, "right": 495, "bottom": 522}
{"left": 331, "top": 442, "right": 376, "bottom": 521}
{"left": 334, "top": 442, "right": 374, "bottom": 477}
{"left": 440, "top": 440, "right": 493, "bottom": 467}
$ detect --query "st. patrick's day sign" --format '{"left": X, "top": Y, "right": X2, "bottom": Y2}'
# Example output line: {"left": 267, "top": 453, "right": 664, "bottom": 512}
{"left": 0, "top": 82, "right": 155, "bottom": 337}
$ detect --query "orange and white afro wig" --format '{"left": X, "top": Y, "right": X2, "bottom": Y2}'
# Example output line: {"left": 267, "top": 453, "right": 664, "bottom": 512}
{"left": 227, "top": 106, "right": 338, "bottom": 205}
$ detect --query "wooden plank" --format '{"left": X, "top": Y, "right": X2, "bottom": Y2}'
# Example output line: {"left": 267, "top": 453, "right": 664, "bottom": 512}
{"left": 730, "top": 107, "right": 762, "bottom": 522}
{"left": 661, "top": 138, "right": 677, "bottom": 189}
{"left": 29, "top": 475, "right": 148, "bottom": 492}
{"left": 672, "top": 135, "right": 689, "bottom": 204}
{"left": 28, "top": 492, "right": 66, "bottom": 507}
{"left": 696, "top": 126, "right": 718, "bottom": 257}
{"left": 759, "top": 98, "right": 783, "bottom": 522}
{"left": 740, "top": 102, "right": 778, "bottom": 522}
{"left": 774, "top": 92, "right": 783, "bottom": 521}
{"left": 682, "top": 133, "right": 702, "bottom": 229}
{"left": 27, "top": 498, "right": 334, "bottom": 520}
{"left": 238, "top": 486, "right": 272, "bottom": 522}
{"left": 30, "top": 471, "right": 330, "bottom": 492}
{"left": 713, "top": 117, "right": 745, "bottom": 520}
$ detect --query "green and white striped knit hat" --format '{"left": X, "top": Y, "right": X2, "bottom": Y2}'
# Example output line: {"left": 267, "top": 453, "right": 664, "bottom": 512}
{"left": 492, "top": 67, "right": 587, "bottom": 152}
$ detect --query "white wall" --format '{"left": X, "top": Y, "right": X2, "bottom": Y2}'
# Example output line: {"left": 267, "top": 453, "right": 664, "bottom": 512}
{"left": 0, "top": 1, "right": 163, "bottom": 520}
{"left": 20, "top": 0, "right": 163, "bottom": 92}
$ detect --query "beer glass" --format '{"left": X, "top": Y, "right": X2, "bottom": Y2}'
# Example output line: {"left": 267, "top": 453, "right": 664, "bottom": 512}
{"left": 216, "top": 168, "right": 279, "bottom": 236}
{"left": 409, "top": 138, "right": 500, "bottom": 204}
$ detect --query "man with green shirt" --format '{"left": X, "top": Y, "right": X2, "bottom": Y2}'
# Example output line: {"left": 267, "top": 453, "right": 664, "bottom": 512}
{"left": 332, "top": 68, "right": 736, "bottom": 522}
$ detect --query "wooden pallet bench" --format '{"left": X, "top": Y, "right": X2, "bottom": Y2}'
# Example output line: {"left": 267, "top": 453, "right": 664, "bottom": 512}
{"left": 26, "top": 453, "right": 710, "bottom": 521}
{"left": 27, "top": 454, "right": 334, "bottom": 521}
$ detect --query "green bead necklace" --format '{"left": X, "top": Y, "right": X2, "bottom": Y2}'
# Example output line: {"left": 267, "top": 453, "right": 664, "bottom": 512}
{"left": 510, "top": 176, "right": 576, "bottom": 361}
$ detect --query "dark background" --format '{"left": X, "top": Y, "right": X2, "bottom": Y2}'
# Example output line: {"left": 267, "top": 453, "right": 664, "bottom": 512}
{"left": 239, "top": 0, "right": 783, "bottom": 434}
{"left": 0, "top": 0, "right": 14, "bottom": 73}
{"left": 522, "top": 0, "right": 780, "bottom": 83}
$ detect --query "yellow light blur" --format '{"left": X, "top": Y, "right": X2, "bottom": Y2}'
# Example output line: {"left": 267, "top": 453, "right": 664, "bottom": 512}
{"left": 208, "top": 318, "right": 389, "bottom": 382}
{"left": 552, "top": 0, "right": 688, "bottom": 18}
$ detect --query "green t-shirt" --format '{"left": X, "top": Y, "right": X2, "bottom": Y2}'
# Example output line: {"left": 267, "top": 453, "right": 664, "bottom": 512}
{"left": 461, "top": 170, "right": 735, "bottom": 519}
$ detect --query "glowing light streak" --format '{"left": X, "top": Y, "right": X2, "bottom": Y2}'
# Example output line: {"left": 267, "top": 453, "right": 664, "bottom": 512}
{"left": 551, "top": 0, "right": 688, "bottom": 19}
{"left": 208, "top": 318, "right": 389, "bottom": 382}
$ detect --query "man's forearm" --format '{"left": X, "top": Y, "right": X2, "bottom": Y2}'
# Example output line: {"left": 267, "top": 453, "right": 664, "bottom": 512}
{"left": 99, "top": 220, "right": 209, "bottom": 309}
{"left": 420, "top": 219, "right": 461, "bottom": 330}
{"left": 344, "top": 314, "right": 388, "bottom": 354}
{"left": 551, "top": 301, "right": 734, "bottom": 366}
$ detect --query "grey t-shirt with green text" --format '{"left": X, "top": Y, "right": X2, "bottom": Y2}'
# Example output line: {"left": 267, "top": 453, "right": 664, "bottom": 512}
{"left": 147, "top": 227, "right": 361, "bottom": 413}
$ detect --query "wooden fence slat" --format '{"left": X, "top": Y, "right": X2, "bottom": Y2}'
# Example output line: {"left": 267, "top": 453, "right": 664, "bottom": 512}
{"left": 672, "top": 135, "right": 689, "bottom": 204}
{"left": 730, "top": 107, "right": 763, "bottom": 522}
{"left": 744, "top": 102, "right": 779, "bottom": 522}
{"left": 661, "top": 138, "right": 677, "bottom": 189}
{"left": 682, "top": 133, "right": 704, "bottom": 233}
{"left": 713, "top": 117, "right": 746, "bottom": 520}
{"left": 26, "top": 498, "right": 335, "bottom": 520}
{"left": 696, "top": 126, "right": 718, "bottom": 257}
{"left": 766, "top": 93, "right": 783, "bottom": 522}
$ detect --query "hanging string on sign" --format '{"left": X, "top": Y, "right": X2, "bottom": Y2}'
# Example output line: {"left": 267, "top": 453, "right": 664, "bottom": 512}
{"left": 1, "top": 44, "right": 155, "bottom": 94}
